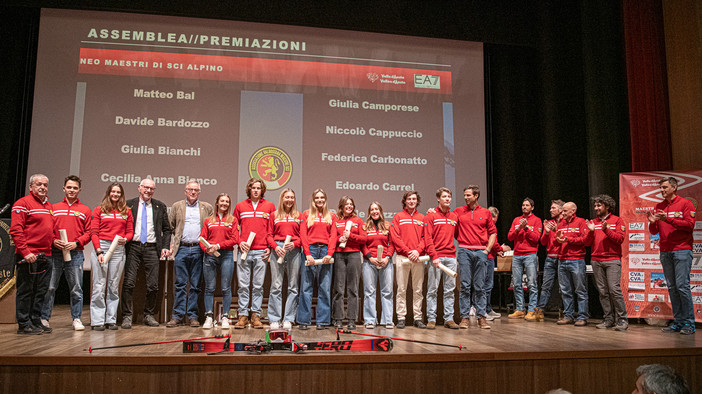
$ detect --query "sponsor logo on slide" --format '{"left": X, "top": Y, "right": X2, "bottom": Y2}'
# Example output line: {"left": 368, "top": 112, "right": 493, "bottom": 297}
{"left": 630, "top": 179, "right": 640, "bottom": 187}
{"left": 629, "top": 272, "right": 645, "bottom": 282}
{"left": 248, "top": 146, "right": 292, "bottom": 191}
{"left": 692, "top": 284, "right": 702, "bottom": 294}
{"left": 414, "top": 74, "right": 440, "bottom": 89}
{"left": 628, "top": 293, "right": 645, "bottom": 301}
{"left": 629, "top": 222, "right": 645, "bottom": 231}
{"left": 648, "top": 294, "right": 665, "bottom": 302}
{"left": 695, "top": 243, "right": 702, "bottom": 254}
{"left": 366, "top": 73, "right": 379, "bottom": 83}
{"left": 694, "top": 296, "right": 702, "bottom": 304}
{"left": 691, "top": 273, "right": 702, "bottom": 282}
{"left": 628, "top": 282, "right": 645, "bottom": 291}
{"left": 653, "top": 306, "right": 661, "bottom": 313}
{"left": 650, "top": 272, "right": 667, "bottom": 289}
{"left": 694, "top": 231, "right": 702, "bottom": 241}
{"left": 695, "top": 221, "right": 702, "bottom": 230}
{"left": 629, "top": 254, "right": 662, "bottom": 269}
{"left": 629, "top": 243, "right": 645, "bottom": 252}
{"left": 629, "top": 233, "right": 645, "bottom": 241}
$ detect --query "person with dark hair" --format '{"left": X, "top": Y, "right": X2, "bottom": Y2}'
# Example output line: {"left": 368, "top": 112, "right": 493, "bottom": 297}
{"left": 90, "top": 183, "right": 133, "bottom": 331}
{"left": 200, "top": 193, "right": 238, "bottom": 330}
{"left": 507, "top": 197, "right": 542, "bottom": 321}
{"left": 166, "top": 180, "right": 214, "bottom": 328}
{"left": 633, "top": 364, "right": 689, "bottom": 394}
{"left": 534, "top": 199, "right": 565, "bottom": 321}
{"left": 586, "top": 194, "right": 628, "bottom": 330}
{"left": 362, "top": 201, "right": 395, "bottom": 329}
{"left": 424, "top": 187, "right": 459, "bottom": 330}
{"left": 233, "top": 178, "right": 275, "bottom": 329}
{"left": 390, "top": 190, "right": 426, "bottom": 329}
{"left": 10, "top": 174, "right": 54, "bottom": 335}
{"left": 556, "top": 202, "right": 591, "bottom": 326}
{"left": 332, "top": 196, "right": 367, "bottom": 329}
{"left": 121, "top": 178, "right": 172, "bottom": 329}
{"left": 41, "top": 175, "right": 92, "bottom": 331}
{"left": 648, "top": 177, "right": 696, "bottom": 335}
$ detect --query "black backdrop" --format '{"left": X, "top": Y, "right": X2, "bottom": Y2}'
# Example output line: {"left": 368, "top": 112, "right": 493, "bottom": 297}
{"left": 0, "top": 1, "right": 630, "bottom": 244}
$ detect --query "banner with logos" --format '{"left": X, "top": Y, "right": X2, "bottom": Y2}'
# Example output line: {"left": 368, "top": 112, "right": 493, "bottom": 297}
{"left": 620, "top": 170, "right": 702, "bottom": 322}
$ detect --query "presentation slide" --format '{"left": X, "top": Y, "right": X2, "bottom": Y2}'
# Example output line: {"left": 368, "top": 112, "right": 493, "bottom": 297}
{"left": 28, "top": 9, "right": 485, "bottom": 218}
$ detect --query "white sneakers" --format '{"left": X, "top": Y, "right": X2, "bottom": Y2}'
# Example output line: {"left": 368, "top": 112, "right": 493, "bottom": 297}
{"left": 270, "top": 321, "right": 281, "bottom": 330}
{"left": 486, "top": 310, "right": 502, "bottom": 321}
{"left": 72, "top": 319, "right": 85, "bottom": 331}
{"left": 469, "top": 306, "right": 476, "bottom": 317}
{"left": 203, "top": 316, "right": 214, "bottom": 329}
{"left": 41, "top": 319, "right": 51, "bottom": 328}
{"left": 221, "top": 316, "right": 230, "bottom": 329}
{"left": 282, "top": 321, "right": 293, "bottom": 329}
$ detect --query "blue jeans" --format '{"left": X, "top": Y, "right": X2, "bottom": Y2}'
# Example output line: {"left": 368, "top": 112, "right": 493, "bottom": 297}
{"left": 486, "top": 258, "right": 495, "bottom": 312}
{"left": 457, "top": 248, "right": 488, "bottom": 318}
{"left": 660, "top": 250, "right": 694, "bottom": 326}
{"left": 172, "top": 245, "right": 203, "bottom": 320}
{"left": 90, "top": 240, "right": 125, "bottom": 326}
{"left": 362, "top": 259, "right": 394, "bottom": 325}
{"left": 427, "top": 256, "right": 457, "bottom": 322}
{"left": 237, "top": 249, "right": 267, "bottom": 316}
{"left": 537, "top": 256, "right": 559, "bottom": 309}
{"left": 297, "top": 244, "right": 332, "bottom": 325}
{"left": 512, "top": 253, "right": 538, "bottom": 312}
{"left": 203, "top": 249, "right": 234, "bottom": 317}
{"left": 42, "top": 249, "right": 84, "bottom": 320}
{"left": 558, "top": 259, "right": 588, "bottom": 320}
{"left": 268, "top": 242, "right": 301, "bottom": 323}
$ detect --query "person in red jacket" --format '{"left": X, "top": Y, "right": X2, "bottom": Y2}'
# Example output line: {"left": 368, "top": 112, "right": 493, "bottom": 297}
{"left": 233, "top": 178, "right": 275, "bottom": 329}
{"left": 555, "top": 202, "right": 590, "bottom": 326}
{"left": 89, "top": 183, "right": 133, "bottom": 331}
{"left": 424, "top": 187, "right": 459, "bottom": 330}
{"left": 390, "top": 190, "right": 426, "bottom": 329}
{"left": 507, "top": 198, "right": 542, "bottom": 321}
{"left": 200, "top": 193, "right": 239, "bottom": 330}
{"left": 332, "top": 196, "right": 367, "bottom": 329}
{"left": 362, "top": 202, "right": 395, "bottom": 329}
{"left": 10, "top": 174, "right": 54, "bottom": 335}
{"left": 648, "top": 177, "right": 696, "bottom": 335}
{"left": 41, "top": 175, "right": 92, "bottom": 331}
{"left": 586, "top": 194, "right": 627, "bottom": 331}
{"left": 534, "top": 199, "right": 565, "bottom": 321}
{"left": 266, "top": 188, "right": 302, "bottom": 330}
{"left": 298, "top": 189, "right": 337, "bottom": 330}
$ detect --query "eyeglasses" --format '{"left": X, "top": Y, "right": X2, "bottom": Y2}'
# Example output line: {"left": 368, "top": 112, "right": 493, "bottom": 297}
{"left": 186, "top": 188, "right": 201, "bottom": 192}
{"left": 140, "top": 186, "right": 155, "bottom": 191}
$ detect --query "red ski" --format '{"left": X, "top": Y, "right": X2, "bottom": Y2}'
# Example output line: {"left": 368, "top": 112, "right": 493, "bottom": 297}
{"left": 183, "top": 337, "right": 393, "bottom": 354}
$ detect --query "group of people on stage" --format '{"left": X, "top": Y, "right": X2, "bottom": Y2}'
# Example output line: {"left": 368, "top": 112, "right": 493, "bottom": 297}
{"left": 10, "top": 174, "right": 695, "bottom": 335}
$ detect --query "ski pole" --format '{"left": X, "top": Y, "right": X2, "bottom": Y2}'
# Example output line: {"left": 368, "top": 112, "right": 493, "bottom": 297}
{"left": 88, "top": 334, "right": 230, "bottom": 353}
{"left": 337, "top": 329, "right": 463, "bottom": 350}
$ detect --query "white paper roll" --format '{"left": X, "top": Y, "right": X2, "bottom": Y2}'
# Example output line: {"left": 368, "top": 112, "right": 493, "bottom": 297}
{"left": 400, "top": 255, "right": 431, "bottom": 264}
{"left": 103, "top": 235, "right": 123, "bottom": 263}
{"left": 437, "top": 262, "right": 458, "bottom": 278}
{"left": 277, "top": 235, "right": 292, "bottom": 264}
{"left": 338, "top": 221, "right": 354, "bottom": 248}
{"left": 58, "top": 229, "right": 71, "bottom": 262}
{"left": 198, "top": 236, "right": 221, "bottom": 257}
{"left": 305, "top": 257, "right": 335, "bottom": 266}
{"left": 240, "top": 232, "right": 257, "bottom": 260}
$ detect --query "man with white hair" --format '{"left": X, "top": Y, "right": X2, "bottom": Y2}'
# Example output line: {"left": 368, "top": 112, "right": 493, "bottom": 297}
{"left": 555, "top": 202, "right": 590, "bottom": 326}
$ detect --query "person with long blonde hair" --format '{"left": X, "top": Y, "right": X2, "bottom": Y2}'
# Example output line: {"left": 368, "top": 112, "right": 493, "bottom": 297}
{"left": 332, "top": 196, "right": 367, "bottom": 329}
{"left": 200, "top": 193, "right": 239, "bottom": 330}
{"left": 265, "top": 188, "right": 301, "bottom": 329}
{"left": 89, "top": 183, "right": 133, "bottom": 330}
{"left": 297, "top": 189, "right": 337, "bottom": 330}
{"left": 361, "top": 201, "right": 395, "bottom": 329}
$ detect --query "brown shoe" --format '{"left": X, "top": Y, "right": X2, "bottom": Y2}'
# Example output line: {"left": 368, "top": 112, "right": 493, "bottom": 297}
{"left": 534, "top": 308, "right": 545, "bottom": 322}
{"left": 251, "top": 314, "right": 264, "bottom": 329}
{"left": 459, "top": 318, "right": 470, "bottom": 329}
{"left": 508, "top": 310, "right": 526, "bottom": 319}
{"left": 524, "top": 311, "right": 537, "bottom": 322}
{"left": 166, "top": 318, "right": 183, "bottom": 328}
{"left": 426, "top": 321, "right": 436, "bottom": 330}
{"left": 574, "top": 319, "right": 588, "bottom": 327}
{"left": 444, "top": 320, "right": 459, "bottom": 329}
{"left": 189, "top": 318, "right": 200, "bottom": 328}
{"left": 234, "top": 315, "right": 249, "bottom": 329}
{"left": 556, "top": 317, "right": 574, "bottom": 325}
{"left": 478, "top": 317, "right": 491, "bottom": 329}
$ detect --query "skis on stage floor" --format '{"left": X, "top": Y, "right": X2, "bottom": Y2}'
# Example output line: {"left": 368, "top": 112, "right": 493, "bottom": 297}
{"left": 183, "top": 337, "right": 393, "bottom": 354}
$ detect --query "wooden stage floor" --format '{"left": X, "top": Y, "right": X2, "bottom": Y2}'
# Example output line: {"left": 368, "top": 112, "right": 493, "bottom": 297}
{"left": 1, "top": 306, "right": 701, "bottom": 393}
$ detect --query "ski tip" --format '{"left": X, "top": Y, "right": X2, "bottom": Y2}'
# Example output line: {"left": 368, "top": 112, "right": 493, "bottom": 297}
{"left": 88, "top": 346, "right": 92, "bottom": 353}
{"left": 458, "top": 345, "right": 463, "bottom": 351}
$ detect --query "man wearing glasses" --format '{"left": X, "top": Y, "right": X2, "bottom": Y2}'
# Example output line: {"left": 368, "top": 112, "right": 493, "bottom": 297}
{"left": 10, "top": 174, "right": 54, "bottom": 335}
{"left": 166, "top": 180, "right": 213, "bottom": 328}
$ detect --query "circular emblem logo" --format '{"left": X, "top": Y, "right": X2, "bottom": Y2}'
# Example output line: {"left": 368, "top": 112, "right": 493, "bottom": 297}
{"left": 653, "top": 306, "right": 660, "bottom": 313}
{"left": 248, "top": 146, "right": 292, "bottom": 191}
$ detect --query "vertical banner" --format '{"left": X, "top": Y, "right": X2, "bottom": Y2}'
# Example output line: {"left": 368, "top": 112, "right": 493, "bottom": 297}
{"left": 620, "top": 170, "right": 702, "bottom": 322}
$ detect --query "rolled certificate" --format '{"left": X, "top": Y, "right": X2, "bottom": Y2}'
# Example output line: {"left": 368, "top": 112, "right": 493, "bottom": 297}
{"left": 305, "top": 257, "right": 335, "bottom": 266}
{"left": 376, "top": 245, "right": 383, "bottom": 259}
{"left": 277, "top": 235, "right": 292, "bottom": 264}
{"left": 400, "top": 255, "right": 431, "bottom": 264}
{"left": 198, "top": 236, "right": 220, "bottom": 257}
{"left": 241, "top": 232, "right": 256, "bottom": 260}
{"left": 103, "top": 235, "right": 123, "bottom": 263}
{"left": 437, "top": 262, "right": 458, "bottom": 278}
{"left": 338, "top": 221, "right": 354, "bottom": 248}
{"left": 58, "top": 229, "right": 71, "bottom": 262}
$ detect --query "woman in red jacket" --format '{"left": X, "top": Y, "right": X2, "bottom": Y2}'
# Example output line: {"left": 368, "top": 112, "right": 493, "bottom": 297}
{"left": 332, "top": 196, "right": 367, "bottom": 329}
{"left": 90, "top": 183, "right": 133, "bottom": 330}
{"left": 362, "top": 202, "right": 394, "bottom": 329}
{"left": 200, "top": 193, "right": 239, "bottom": 330}
{"left": 297, "top": 189, "right": 337, "bottom": 330}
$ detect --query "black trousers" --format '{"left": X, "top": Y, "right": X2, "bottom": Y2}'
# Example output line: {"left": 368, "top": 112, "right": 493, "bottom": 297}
{"left": 121, "top": 242, "right": 159, "bottom": 317}
{"left": 15, "top": 254, "right": 50, "bottom": 328}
